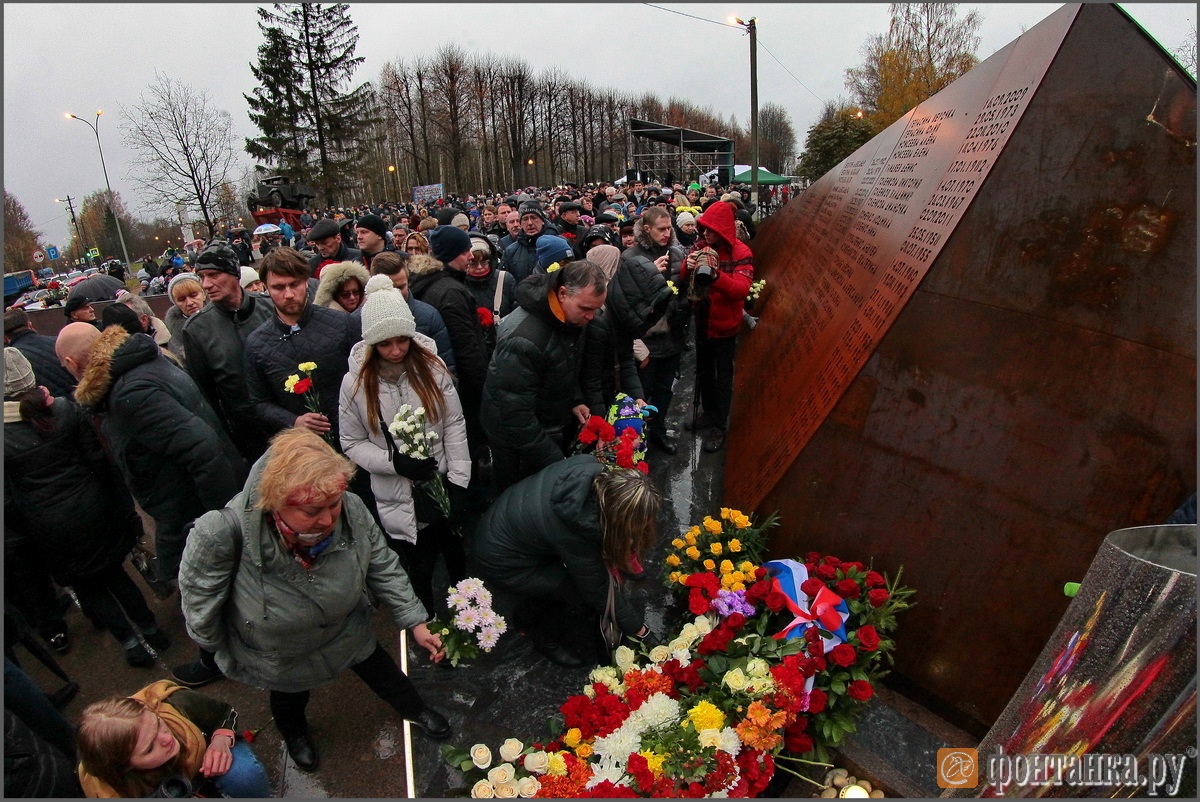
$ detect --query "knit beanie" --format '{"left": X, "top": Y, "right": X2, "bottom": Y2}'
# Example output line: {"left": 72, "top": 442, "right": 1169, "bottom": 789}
{"left": 536, "top": 235, "right": 574, "bottom": 270}
{"left": 360, "top": 274, "right": 416, "bottom": 346}
{"left": 428, "top": 225, "right": 473, "bottom": 264}
{"left": 451, "top": 213, "right": 470, "bottom": 230}
{"left": 4, "top": 347, "right": 36, "bottom": 399}
{"left": 167, "top": 272, "right": 201, "bottom": 298}
{"left": 239, "top": 267, "right": 261, "bottom": 288}
{"left": 676, "top": 211, "right": 696, "bottom": 227}
{"left": 356, "top": 214, "right": 388, "bottom": 239}
{"left": 195, "top": 241, "right": 240, "bottom": 276}
{"left": 434, "top": 207, "right": 461, "bottom": 226}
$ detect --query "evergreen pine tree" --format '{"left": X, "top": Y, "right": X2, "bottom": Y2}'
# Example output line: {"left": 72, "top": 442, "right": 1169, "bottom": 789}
{"left": 245, "top": 3, "right": 377, "bottom": 206}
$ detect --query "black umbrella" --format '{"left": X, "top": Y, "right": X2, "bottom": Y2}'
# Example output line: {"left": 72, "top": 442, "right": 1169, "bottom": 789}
{"left": 66, "top": 273, "right": 126, "bottom": 303}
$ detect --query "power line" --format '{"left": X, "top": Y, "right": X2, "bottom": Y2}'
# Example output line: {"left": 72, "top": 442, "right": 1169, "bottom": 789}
{"left": 642, "top": 3, "right": 742, "bottom": 30}
{"left": 757, "top": 37, "right": 826, "bottom": 105}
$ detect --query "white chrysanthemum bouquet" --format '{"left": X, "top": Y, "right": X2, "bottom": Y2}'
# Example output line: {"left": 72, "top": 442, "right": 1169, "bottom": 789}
{"left": 388, "top": 403, "right": 451, "bottom": 519}
{"left": 429, "top": 578, "right": 507, "bottom": 667}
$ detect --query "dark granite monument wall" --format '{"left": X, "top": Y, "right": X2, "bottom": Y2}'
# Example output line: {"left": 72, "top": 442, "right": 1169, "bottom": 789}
{"left": 726, "top": 3, "right": 1196, "bottom": 731}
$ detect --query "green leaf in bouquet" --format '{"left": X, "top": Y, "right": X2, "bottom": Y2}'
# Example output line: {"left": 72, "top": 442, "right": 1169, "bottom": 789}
{"left": 707, "top": 655, "right": 729, "bottom": 675}
{"left": 441, "top": 744, "right": 471, "bottom": 767}
{"left": 831, "top": 679, "right": 846, "bottom": 695}
{"left": 850, "top": 668, "right": 869, "bottom": 682}
{"left": 780, "top": 638, "right": 806, "bottom": 657}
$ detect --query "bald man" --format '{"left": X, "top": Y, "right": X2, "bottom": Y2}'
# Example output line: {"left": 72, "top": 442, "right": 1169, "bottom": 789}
{"left": 54, "top": 321, "right": 103, "bottom": 380}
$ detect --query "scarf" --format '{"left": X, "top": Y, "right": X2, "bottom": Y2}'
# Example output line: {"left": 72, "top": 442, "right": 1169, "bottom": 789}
{"left": 78, "top": 680, "right": 207, "bottom": 798}
{"left": 271, "top": 511, "right": 335, "bottom": 570}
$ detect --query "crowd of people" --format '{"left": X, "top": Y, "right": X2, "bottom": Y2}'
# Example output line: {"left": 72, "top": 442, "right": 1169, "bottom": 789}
{"left": 3, "top": 176, "right": 767, "bottom": 796}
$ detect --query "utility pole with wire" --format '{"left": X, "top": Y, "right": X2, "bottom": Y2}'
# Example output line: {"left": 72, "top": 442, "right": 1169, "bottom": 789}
{"left": 54, "top": 195, "right": 93, "bottom": 268}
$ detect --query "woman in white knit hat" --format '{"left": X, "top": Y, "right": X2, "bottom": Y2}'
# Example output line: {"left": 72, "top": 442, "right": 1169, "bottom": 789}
{"left": 338, "top": 275, "right": 470, "bottom": 615}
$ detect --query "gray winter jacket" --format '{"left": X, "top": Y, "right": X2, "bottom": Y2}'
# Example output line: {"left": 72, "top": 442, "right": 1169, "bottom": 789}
{"left": 178, "top": 453, "right": 428, "bottom": 693}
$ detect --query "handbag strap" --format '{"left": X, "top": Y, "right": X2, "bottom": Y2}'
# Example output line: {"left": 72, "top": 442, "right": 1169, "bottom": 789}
{"left": 492, "top": 270, "right": 506, "bottom": 316}
{"left": 377, "top": 411, "right": 397, "bottom": 460}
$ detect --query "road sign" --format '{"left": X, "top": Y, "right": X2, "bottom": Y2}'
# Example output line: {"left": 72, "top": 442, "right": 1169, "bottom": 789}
{"left": 46, "top": 246, "right": 60, "bottom": 260}
{"left": 32, "top": 250, "right": 44, "bottom": 262}
{"left": 88, "top": 247, "right": 100, "bottom": 259}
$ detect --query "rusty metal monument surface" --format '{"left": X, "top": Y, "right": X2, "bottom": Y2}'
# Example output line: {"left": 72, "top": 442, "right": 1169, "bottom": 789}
{"left": 727, "top": 3, "right": 1195, "bottom": 729}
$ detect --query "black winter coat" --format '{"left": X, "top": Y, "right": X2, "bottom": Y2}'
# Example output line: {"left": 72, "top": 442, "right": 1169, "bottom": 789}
{"left": 243, "top": 303, "right": 356, "bottom": 444}
{"left": 480, "top": 273, "right": 587, "bottom": 471}
{"left": 580, "top": 258, "right": 672, "bottom": 414}
{"left": 621, "top": 222, "right": 690, "bottom": 358}
{"left": 309, "top": 243, "right": 364, "bottom": 277}
{"left": 177, "top": 291, "right": 276, "bottom": 461}
{"left": 474, "top": 455, "right": 643, "bottom": 635}
{"left": 4, "top": 397, "right": 140, "bottom": 583}
{"left": 502, "top": 230, "right": 544, "bottom": 284}
{"left": 406, "top": 255, "right": 488, "bottom": 426}
{"left": 74, "top": 329, "right": 246, "bottom": 578}
{"left": 6, "top": 328, "right": 77, "bottom": 400}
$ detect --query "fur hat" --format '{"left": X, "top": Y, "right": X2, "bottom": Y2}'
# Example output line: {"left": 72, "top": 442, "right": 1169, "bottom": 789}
{"left": 536, "top": 235, "right": 575, "bottom": 269}
{"left": 355, "top": 214, "right": 388, "bottom": 239}
{"left": 360, "top": 274, "right": 416, "bottom": 346}
{"left": 428, "top": 225, "right": 473, "bottom": 264}
{"left": 239, "top": 266, "right": 261, "bottom": 288}
{"left": 4, "top": 347, "right": 36, "bottom": 399}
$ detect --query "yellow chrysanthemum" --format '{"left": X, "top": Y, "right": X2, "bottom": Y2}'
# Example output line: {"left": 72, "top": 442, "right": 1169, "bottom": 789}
{"left": 575, "top": 743, "right": 594, "bottom": 759}
{"left": 666, "top": 554, "right": 681, "bottom": 567}
{"left": 298, "top": 361, "right": 317, "bottom": 372}
{"left": 703, "top": 559, "right": 716, "bottom": 571}
{"left": 720, "top": 559, "right": 734, "bottom": 574}
{"left": 546, "top": 752, "right": 567, "bottom": 776}
{"left": 563, "top": 728, "right": 582, "bottom": 749}
{"left": 732, "top": 513, "right": 751, "bottom": 529}
{"left": 687, "top": 700, "right": 727, "bottom": 732}
{"left": 672, "top": 538, "right": 686, "bottom": 549}
{"left": 702, "top": 517, "right": 722, "bottom": 534}
{"left": 720, "top": 507, "right": 732, "bottom": 521}
{"left": 284, "top": 375, "right": 300, "bottom": 392}
{"left": 729, "top": 539, "right": 743, "bottom": 553}
{"left": 638, "top": 751, "right": 666, "bottom": 776}
{"left": 685, "top": 546, "right": 701, "bottom": 561}
{"left": 710, "top": 541, "right": 723, "bottom": 556}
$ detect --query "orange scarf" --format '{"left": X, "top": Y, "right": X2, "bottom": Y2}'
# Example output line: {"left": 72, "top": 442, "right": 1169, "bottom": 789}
{"left": 78, "top": 680, "right": 208, "bottom": 798}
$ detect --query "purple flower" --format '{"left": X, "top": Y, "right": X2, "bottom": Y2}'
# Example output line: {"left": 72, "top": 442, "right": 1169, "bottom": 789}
{"left": 712, "top": 589, "right": 755, "bottom": 617}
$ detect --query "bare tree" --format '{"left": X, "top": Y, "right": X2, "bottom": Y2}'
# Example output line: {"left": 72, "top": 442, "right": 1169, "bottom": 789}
{"left": 120, "top": 71, "right": 238, "bottom": 238}
{"left": 1172, "top": 26, "right": 1197, "bottom": 77}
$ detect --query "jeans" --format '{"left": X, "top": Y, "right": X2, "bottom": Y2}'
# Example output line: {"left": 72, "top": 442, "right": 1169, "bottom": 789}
{"left": 269, "top": 643, "right": 424, "bottom": 738}
{"left": 695, "top": 335, "right": 738, "bottom": 429}
{"left": 213, "top": 741, "right": 272, "bottom": 797}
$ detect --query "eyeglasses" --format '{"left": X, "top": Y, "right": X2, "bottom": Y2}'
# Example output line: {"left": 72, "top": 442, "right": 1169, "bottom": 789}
{"left": 336, "top": 288, "right": 363, "bottom": 299}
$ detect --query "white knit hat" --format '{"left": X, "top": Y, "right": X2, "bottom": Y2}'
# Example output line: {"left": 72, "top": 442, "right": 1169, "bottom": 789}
{"left": 360, "top": 274, "right": 415, "bottom": 346}
{"left": 4, "top": 347, "right": 36, "bottom": 399}
{"left": 239, "top": 266, "right": 261, "bottom": 288}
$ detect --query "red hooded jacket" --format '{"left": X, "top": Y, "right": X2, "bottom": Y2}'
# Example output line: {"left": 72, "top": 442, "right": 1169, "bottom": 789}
{"left": 680, "top": 201, "right": 754, "bottom": 338}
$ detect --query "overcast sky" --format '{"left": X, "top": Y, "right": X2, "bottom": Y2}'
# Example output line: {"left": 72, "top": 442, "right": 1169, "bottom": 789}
{"left": 4, "top": 2, "right": 1193, "bottom": 248}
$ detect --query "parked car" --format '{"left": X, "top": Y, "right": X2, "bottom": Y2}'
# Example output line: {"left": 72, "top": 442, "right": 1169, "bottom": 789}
{"left": 83, "top": 267, "right": 100, "bottom": 276}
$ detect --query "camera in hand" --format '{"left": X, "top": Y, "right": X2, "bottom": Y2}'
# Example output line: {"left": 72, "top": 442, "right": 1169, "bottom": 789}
{"left": 150, "top": 775, "right": 194, "bottom": 798}
{"left": 693, "top": 263, "right": 717, "bottom": 285}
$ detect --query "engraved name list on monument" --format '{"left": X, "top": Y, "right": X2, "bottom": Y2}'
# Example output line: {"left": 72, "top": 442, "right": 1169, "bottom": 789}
{"left": 726, "top": 6, "right": 1077, "bottom": 508}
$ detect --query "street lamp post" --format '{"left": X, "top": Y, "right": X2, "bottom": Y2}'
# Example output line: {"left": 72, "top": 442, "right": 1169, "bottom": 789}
{"left": 54, "top": 195, "right": 93, "bottom": 268}
{"left": 731, "top": 17, "right": 760, "bottom": 218}
{"left": 66, "top": 110, "right": 132, "bottom": 267}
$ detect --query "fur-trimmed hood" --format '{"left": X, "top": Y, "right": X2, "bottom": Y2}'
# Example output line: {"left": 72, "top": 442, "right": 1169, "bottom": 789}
{"left": 74, "top": 327, "right": 158, "bottom": 408}
{"left": 405, "top": 252, "right": 446, "bottom": 278}
{"left": 314, "top": 260, "right": 371, "bottom": 310}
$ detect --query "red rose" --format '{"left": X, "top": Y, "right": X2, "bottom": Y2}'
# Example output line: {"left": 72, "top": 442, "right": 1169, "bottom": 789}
{"left": 724, "top": 612, "right": 746, "bottom": 630}
{"left": 815, "top": 564, "right": 837, "bottom": 581}
{"left": 754, "top": 566, "right": 768, "bottom": 580}
{"left": 805, "top": 551, "right": 822, "bottom": 563}
{"left": 847, "top": 680, "right": 875, "bottom": 702}
{"left": 802, "top": 627, "right": 822, "bottom": 645}
{"left": 799, "top": 577, "right": 825, "bottom": 598}
{"left": 688, "top": 587, "right": 710, "bottom": 616}
{"left": 864, "top": 570, "right": 886, "bottom": 588}
{"left": 807, "top": 689, "right": 827, "bottom": 714}
{"left": 698, "top": 626, "right": 734, "bottom": 655}
{"left": 745, "top": 579, "right": 772, "bottom": 604}
{"left": 856, "top": 625, "right": 880, "bottom": 651}
{"left": 785, "top": 730, "right": 814, "bottom": 755}
{"left": 241, "top": 729, "right": 256, "bottom": 743}
{"left": 868, "top": 588, "right": 890, "bottom": 607}
{"left": 823, "top": 555, "right": 842, "bottom": 565}
{"left": 843, "top": 561, "right": 865, "bottom": 573}
{"left": 829, "top": 643, "right": 857, "bottom": 667}
{"left": 765, "top": 589, "right": 788, "bottom": 612}
{"left": 810, "top": 655, "right": 827, "bottom": 672}
{"left": 292, "top": 377, "right": 313, "bottom": 395}
{"left": 835, "top": 579, "right": 861, "bottom": 598}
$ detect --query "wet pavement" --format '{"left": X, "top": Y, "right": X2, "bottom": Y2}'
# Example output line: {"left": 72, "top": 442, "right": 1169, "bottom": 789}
{"left": 16, "top": 350, "right": 742, "bottom": 797}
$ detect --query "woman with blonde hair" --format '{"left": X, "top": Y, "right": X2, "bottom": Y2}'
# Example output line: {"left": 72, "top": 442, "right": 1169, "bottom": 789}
{"left": 76, "top": 680, "right": 269, "bottom": 798}
{"left": 339, "top": 275, "right": 470, "bottom": 615}
{"left": 473, "top": 455, "right": 660, "bottom": 668}
{"left": 177, "top": 427, "right": 451, "bottom": 772}
{"left": 163, "top": 273, "right": 205, "bottom": 362}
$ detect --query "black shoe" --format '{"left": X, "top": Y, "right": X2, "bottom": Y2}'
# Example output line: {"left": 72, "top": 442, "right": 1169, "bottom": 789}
{"left": 171, "top": 659, "right": 224, "bottom": 688}
{"left": 407, "top": 707, "right": 451, "bottom": 740}
{"left": 684, "top": 412, "right": 712, "bottom": 432}
{"left": 142, "top": 628, "right": 171, "bottom": 652}
{"left": 124, "top": 642, "right": 154, "bottom": 668}
{"left": 533, "top": 640, "right": 586, "bottom": 668}
{"left": 284, "top": 733, "right": 319, "bottom": 771}
{"left": 47, "top": 632, "right": 69, "bottom": 655}
{"left": 648, "top": 431, "right": 678, "bottom": 455}
{"left": 702, "top": 428, "right": 726, "bottom": 453}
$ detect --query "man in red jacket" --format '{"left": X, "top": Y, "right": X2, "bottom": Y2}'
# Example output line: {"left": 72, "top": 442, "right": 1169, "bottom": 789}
{"left": 679, "top": 201, "right": 753, "bottom": 452}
